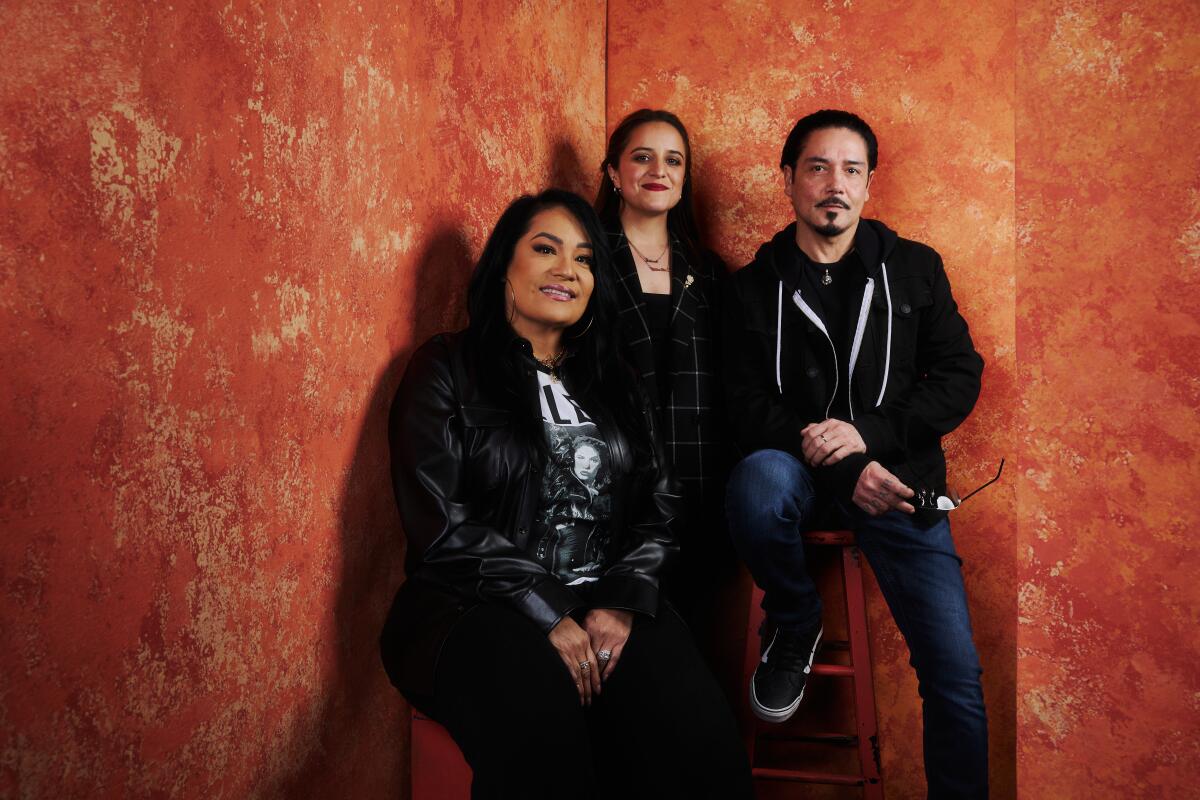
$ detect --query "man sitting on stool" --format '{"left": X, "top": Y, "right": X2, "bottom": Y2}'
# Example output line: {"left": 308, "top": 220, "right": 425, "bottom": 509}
{"left": 722, "top": 109, "right": 989, "bottom": 799}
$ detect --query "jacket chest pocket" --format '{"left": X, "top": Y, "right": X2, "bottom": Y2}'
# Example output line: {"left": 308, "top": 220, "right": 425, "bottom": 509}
{"left": 459, "top": 405, "right": 517, "bottom": 493}
{"left": 879, "top": 280, "right": 933, "bottom": 361}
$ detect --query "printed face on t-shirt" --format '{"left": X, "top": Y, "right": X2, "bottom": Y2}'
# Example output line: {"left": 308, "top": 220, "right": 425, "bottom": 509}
{"left": 573, "top": 444, "right": 601, "bottom": 483}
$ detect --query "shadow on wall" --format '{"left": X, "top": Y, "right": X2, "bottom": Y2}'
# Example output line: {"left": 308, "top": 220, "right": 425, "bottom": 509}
{"left": 692, "top": 187, "right": 725, "bottom": 264}
{"left": 549, "top": 137, "right": 595, "bottom": 199}
{"left": 269, "top": 227, "right": 473, "bottom": 798}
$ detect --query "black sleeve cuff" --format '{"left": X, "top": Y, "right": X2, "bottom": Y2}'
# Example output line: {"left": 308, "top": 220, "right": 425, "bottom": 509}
{"left": 517, "top": 578, "right": 585, "bottom": 634}
{"left": 822, "top": 451, "right": 872, "bottom": 503}
{"left": 852, "top": 414, "right": 901, "bottom": 460}
{"left": 588, "top": 574, "right": 659, "bottom": 618}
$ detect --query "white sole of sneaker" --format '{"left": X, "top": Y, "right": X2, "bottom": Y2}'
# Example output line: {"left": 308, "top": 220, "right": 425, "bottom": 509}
{"left": 749, "top": 680, "right": 805, "bottom": 722}
{"left": 748, "top": 625, "right": 823, "bottom": 724}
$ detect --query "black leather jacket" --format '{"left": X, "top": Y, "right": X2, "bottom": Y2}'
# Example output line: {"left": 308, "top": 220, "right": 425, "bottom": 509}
{"left": 380, "top": 331, "right": 681, "bottom": 698}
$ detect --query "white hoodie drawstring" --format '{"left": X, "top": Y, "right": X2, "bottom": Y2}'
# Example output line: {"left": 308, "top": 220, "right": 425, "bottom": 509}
{"left": 875, "top": 261, "right": 893, "bottom": 407}
{"left": 775, "top": 260, "right": 895, "bottom": 410}
{"left": 775, "top": 281, "right": 783, "bottom": 394}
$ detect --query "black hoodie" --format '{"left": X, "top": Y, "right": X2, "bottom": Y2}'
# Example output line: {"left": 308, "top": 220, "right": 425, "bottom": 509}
{"left": 722, "top": 218, "right": 984, "bottom": 514}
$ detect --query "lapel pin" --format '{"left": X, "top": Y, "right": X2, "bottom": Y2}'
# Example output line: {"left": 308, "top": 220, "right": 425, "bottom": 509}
{"left": 684, "top": 274, "right": 694, "bottom": 289}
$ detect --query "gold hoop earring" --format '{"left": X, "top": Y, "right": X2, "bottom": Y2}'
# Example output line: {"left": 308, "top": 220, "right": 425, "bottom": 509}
{"left": 505, "top": 279, "right": 517, "bottom": 326}
{"left": 569, "top": 314, "right": 594, "bottom": 338}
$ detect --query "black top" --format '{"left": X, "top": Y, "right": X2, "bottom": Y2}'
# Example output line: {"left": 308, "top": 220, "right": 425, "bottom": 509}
{"left": 642, "top": 292, "right": 672, "bottom": 409}
{"left": 793, "top": 244, "right": 866, "bottom": 421}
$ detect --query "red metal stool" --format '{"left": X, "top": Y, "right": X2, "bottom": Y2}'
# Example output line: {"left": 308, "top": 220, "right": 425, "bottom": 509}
{"left": 740, "top": 529, "right": 884, "bottom": 798}
{"left": 410, "top": 708, "right": 471, "bottom": 799}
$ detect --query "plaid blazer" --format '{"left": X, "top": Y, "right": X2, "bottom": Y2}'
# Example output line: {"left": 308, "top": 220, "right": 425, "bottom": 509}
{"left": 608, "top": 228, "right": 730, "bottom": 507}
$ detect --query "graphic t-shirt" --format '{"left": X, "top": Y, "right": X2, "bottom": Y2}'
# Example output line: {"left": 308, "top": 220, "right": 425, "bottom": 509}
{"left": 532, "top": 368, "right": 614, "bottom": 586}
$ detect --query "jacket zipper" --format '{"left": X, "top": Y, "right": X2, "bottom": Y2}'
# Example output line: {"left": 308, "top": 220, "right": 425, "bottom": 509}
{"left": 789, "top": 288, "right": 840, "bottom": 420}
{"left": 789, "top": 279, "right": 876, "bottom": 422}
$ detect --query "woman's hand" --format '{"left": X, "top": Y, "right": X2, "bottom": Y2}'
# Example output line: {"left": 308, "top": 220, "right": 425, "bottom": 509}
{"left": 548, "top": 617, "right": 600, "bottom": 706}
{"left": 583, "top": 609, "right": 634, "bottom": 682}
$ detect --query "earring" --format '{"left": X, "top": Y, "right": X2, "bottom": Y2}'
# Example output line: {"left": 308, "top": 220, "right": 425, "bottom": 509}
{"left": 569, "top": 314, "right": 594, "bottom": 338}
{"left": 505, "top": 279, "right": 517, "bottom": 325}
{"left": 613, "top": 184, "right": 621, "bottom": 194}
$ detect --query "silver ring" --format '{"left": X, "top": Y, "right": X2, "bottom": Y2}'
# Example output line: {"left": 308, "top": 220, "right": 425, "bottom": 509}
{"left": 579, "top": 660, "right": 591, "bottom": 671}
{"left": 597, "top": 650, "right": 612, "bottom": 661}
{"left": 819, "top": 434, "right": 828, "bottom": 443}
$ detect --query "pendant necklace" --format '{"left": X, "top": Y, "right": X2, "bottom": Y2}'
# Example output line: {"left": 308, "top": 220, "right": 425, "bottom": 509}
{"left": 816, "top": 246, "right": 853, "bottom": 286}
{"left": 628, "top": 239, "right": 670, "bottom": 272}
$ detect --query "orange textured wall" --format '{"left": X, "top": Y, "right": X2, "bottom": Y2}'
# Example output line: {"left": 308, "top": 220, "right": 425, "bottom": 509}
{"left": 6, "top": 1, "right": 1198, "bottom": 797}
{"left": 0, "top": 1, "right": 603, "bottom": 797}
{"left": 606, "top": 1, "right": 1017, "bottom": 796}
{"left": 1016, "top": 1, "right": 1200, "bottom": 797}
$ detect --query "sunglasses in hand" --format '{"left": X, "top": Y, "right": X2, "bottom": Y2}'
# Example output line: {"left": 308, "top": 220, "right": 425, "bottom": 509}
{"left": 911, "top": 459, "right": 1004, "bottom": 512}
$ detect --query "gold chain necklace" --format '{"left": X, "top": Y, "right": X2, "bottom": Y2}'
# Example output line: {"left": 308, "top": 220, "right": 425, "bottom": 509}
{"left": 535, "top": 350, "right": 566, "bottom": 382}
{"left": 628, "top": 239, "right": 670, "bottom": 272}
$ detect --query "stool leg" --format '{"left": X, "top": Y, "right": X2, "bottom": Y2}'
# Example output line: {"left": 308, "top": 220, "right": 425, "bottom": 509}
{"left": 843, "top": 545, "right": 884, "bottom": 800}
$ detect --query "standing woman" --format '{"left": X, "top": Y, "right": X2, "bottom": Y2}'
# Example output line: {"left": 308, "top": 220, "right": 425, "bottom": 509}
{"left": 596, "top": 110, "right": 733, "bottom": 643}
{"left": 381, "top": 190, "right": 751, "bottom": 799}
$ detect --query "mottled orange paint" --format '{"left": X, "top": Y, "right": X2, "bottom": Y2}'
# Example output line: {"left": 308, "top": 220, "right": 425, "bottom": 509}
{"left": 607, "top": 1, "right": 1017, "bottom": 796}
{"left": 1, "top": 1, "right": 602, "bottom": 797}
{"left": 6, "top": 0, "right": 1196, "bottom": 796}
{"left": 1016, "top": 1, "right": 1200, "bottom": 797}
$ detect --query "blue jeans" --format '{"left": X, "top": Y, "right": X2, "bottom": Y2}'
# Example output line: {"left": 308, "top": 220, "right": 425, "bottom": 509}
{"left": 726, "top": 449, "right": 989, "bottom": 799}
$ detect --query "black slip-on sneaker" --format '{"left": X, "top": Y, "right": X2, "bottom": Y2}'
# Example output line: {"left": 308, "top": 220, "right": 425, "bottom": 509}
{"left": 749, "top": 621, "right": 823, "bottom": 723}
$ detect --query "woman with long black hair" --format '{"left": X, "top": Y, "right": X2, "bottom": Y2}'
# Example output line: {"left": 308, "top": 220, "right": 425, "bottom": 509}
{"left": 380, "top": 189, "right": 750, "bottom": 798}
{"left": 596, "top": 110, "right": 734, "bottom": 648}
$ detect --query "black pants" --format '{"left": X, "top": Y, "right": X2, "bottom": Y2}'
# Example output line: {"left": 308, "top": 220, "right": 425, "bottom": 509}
{"left": 416, "top": 600, "right": 753, "bottom": 800}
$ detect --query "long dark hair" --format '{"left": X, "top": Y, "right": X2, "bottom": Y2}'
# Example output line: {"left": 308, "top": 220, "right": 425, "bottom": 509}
{"left": 595, "top": 109, "right": 703, "bottom": 266}
{"left": 465, "top": 189, "right": 650, "bottom": 462}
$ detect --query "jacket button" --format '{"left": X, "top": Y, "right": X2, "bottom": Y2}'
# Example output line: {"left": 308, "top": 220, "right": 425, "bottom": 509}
{"left": 518, "top": 526, "right": 528, "bottom": 535}
{"left": 806, "top": 366, "right": 820, "bottom": 379}
{"left": 900, "top": 303, "right": 912, "bottom": 314}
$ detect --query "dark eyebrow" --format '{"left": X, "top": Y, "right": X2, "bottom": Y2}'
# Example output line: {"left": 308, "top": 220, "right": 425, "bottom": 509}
{"left": 630, "top": 146, "right": 685, "bottom": 158}
{"left": 803, "top": 155, "right": 866, "bottom": 166}
{"left": 532, "top": 232, "right": 592, "bottom": 249}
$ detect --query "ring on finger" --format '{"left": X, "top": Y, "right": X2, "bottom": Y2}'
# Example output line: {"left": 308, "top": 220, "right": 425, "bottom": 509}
{"left": 597, "top": 650, "right": 612, "bottom": 662}
{"left": 579, "top": 660, "right": 591, "bottom": 672}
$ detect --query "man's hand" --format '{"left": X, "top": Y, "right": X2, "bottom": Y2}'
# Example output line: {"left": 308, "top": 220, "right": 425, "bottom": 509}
{"left": 853, "top": 461, "right": 916, "bottom": 516}
{"left": 801, "top": 419, "right": 867, "bottom": 467}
